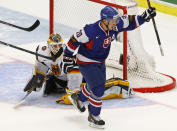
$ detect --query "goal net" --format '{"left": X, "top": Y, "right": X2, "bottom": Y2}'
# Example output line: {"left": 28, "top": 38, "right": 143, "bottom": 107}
{"left": 49, "top": 0, "right": 176, "bottom": 93}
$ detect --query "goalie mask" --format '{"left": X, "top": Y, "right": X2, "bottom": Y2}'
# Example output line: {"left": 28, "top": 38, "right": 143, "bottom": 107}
{"left": 47, "top": 33, "right": 63, "bottom": 55}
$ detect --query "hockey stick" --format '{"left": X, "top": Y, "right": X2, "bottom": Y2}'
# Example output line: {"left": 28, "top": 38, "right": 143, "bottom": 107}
{"left": 0, "top": 40, "right": 63, "bottom": 61}
{"left": 13, "top": 91, "right": 32, "bottom": 109}
{"left": 147, "top": 0, "right": 164, "bottom": 56}
{"left": 0, "top": 19, "right": 40, "bottom": 32}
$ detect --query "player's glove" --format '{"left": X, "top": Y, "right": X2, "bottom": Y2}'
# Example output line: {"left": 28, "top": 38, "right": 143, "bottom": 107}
{"left": 61, "top": 54, "right": 78, "bottom": 74}
{"left": 24, "top": 72, "right": 46, "bottom": 92}
{"left": 141, "top": 7, "right": 156, "bottom": 22}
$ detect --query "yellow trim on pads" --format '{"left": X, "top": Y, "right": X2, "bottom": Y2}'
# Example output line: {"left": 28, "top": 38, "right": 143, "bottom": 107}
{"left": 136, "top": 0, "right": 177, "bottom": 16}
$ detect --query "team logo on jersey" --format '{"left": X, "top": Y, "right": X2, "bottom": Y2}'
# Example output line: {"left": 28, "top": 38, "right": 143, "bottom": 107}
{"left": 42, "top": 46, "right": 47, "bottom": 51}
{"left": 103, "top": 37, "right": 111, "bottom": 48}
{"left": 51, "top": 64, "right": 60, "bottom": 76}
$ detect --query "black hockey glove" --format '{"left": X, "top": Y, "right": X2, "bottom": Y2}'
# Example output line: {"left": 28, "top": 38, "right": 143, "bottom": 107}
{"left": 24, "top": 73, "right": 46, "bottom": 92}
{"left": 141, "top": 7, "right": 156, "bottom": 22}
{"left": 61, "top": 54, "right": 78, "bottom": 74}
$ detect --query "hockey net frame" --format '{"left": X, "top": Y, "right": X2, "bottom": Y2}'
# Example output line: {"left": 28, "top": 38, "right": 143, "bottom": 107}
{"left": 49, "top": 0, "right": 176, "bottom": 93}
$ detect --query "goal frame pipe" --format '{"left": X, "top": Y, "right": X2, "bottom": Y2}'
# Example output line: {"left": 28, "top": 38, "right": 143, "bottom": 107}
{"left": 49, "top": 0, "right": 128, "bottom": 80}
{"left": 50, "top": 0, "right": 54, "bottom": 35}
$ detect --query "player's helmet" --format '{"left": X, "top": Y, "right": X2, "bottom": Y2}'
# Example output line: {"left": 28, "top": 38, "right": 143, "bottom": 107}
{"left": 100, "top": 6, "right": 119, "bottom": 21}
{"left": 47, "top": 33, "right": 63, "bottom": 55}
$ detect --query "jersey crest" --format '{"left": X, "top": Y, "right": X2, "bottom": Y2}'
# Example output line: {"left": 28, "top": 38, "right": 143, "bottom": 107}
{"left": 51, "top": 64, "right": 61, "bottom": 76}
{"left": 103, "top": 37, "right": 111, "bottom": 48}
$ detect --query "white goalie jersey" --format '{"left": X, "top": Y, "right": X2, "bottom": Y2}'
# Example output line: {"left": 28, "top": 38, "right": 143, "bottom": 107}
{"left": 34, "top": 42, "right": 83, "bottom": 90}
{"left": 35, "top": 42, "right": 65, "bottom": 77}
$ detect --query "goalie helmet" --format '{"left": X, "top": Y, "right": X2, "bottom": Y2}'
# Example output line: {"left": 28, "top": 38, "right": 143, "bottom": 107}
{"left": 100, "top": 6, "right": 119, "bottom": 21}
{"left": 47, "top": 33, "right": 63, "bottom": 55}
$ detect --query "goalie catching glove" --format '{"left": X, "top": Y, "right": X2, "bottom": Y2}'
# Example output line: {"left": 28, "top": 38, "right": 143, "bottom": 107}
{"left": 23, "top": 72, "right": 46, "bottom": 92}
{"left": 141, "top": 7, "right": 156, "bottom": 22}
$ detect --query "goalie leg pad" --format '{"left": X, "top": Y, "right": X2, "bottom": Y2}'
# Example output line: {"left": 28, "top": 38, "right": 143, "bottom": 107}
{"left": 43, "top": 75, "right": 67, "bottom": 96}
{"left": 56, "top": 93, "right": 72, "bottom": 104}
{"left": 56, "top": 77, "right": 134, "bottom": 105}
{"left": 103, "top": 77, "right": 134, "bottom": 99}
{"left": 105, "top": 77, "right": 129, "bottom": 87}
{"left": 56, "top": 89, "right": 79, "bottom": 104}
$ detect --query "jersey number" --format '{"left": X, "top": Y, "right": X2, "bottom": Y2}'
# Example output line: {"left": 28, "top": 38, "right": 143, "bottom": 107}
{"left": 76, "top": 30, "right": 82, "bottom": 38}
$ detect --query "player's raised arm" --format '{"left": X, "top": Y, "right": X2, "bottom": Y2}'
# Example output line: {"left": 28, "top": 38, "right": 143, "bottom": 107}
{"left": 119, "top": 7, "right": 156, "bottom": 31}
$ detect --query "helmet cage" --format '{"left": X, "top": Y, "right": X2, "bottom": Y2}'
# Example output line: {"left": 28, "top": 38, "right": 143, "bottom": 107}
{"left": 47, "top": 33, "right": 63, "bottom": 55}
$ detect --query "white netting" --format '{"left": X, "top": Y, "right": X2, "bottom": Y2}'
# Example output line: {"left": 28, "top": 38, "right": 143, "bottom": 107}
{"left": 106, "top": 0, "right": 173, "bottom": 90}
{"left": 51, "top": 0, "right": 175, "bottom": 92}
{"left": 52, "top": 0, "right": 104, "bottom": 34}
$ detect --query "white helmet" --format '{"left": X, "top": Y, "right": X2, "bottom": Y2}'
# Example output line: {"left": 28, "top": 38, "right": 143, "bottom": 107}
{"left": 47, "top": 33, "right": 63, "bottom": 55}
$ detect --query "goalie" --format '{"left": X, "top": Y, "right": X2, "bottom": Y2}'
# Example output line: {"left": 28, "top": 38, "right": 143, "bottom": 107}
{"left": 23, "top": 33, "right": 82, "bottom": 96}
{"left": 23, "top": 33, "right": 134, "bottom": 104}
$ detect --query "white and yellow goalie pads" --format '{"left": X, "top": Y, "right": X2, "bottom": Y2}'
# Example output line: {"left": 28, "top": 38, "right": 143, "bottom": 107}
{"left": 56, "top": 77, "right": 134, "bottom": 105}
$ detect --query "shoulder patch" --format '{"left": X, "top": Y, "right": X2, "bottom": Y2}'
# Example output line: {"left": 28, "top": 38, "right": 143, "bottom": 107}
{"left": 42, "top": 46, "right": 47, "bottom": 51}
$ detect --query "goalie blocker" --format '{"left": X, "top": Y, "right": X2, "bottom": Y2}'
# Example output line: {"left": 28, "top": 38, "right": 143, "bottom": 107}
{"left": 24, "top": 71, "right": 46, "bottom": 92}
{"left": 56, "top": 77, "right": 134, "bottom": 105}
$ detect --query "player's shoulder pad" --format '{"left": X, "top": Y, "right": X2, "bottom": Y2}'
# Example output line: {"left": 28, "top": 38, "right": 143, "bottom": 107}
{"left": 73, "top": 27, "right": 89, "bottom": 43}
{"left": 37, "top": 43, "right": 50, "bottom": 53}
{"left": 36, "top": 42, "right": 50, "bottom": 62}
{"left": 84, "top": 21, "right": 100, "bottom": 38}
{"left": 74, "top": 21, "right": 99, "bottom": 43}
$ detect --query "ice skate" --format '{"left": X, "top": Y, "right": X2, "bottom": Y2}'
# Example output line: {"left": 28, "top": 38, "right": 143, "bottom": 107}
{"left": 68, "top": 93, "right": 86, "bottom": 113}
{"left": 88, "top": 113, "right": 105, "bottom": 129}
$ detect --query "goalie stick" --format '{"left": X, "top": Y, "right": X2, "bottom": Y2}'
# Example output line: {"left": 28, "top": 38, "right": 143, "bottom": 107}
{"left": 0, "top": 19, "right": 40, "bottom": 32}
{"left": 0, "top": 40, "right": 63, "bottom": 61}
{"left": 13, "top": 90, "right": 32, "bottom": 109}
{"left": 147, "top": 0, "right": 164, "bottom": 56}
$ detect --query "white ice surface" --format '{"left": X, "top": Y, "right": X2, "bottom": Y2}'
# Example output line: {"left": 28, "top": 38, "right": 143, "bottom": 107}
{"left": 0, "top": 0, "right": 177, "bottom": 131}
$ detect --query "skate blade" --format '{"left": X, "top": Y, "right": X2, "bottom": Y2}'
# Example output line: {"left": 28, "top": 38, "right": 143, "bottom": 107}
{"left": 67, "top": 95, "right": 82, "bottom": 113}
{"left": 89, "top": 122, "right": 105, "bottom": 129}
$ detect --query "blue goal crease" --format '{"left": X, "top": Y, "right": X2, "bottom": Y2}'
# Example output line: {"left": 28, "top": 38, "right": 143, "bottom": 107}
{"left": 0, "top": 61, "right": 154, "bottom": 109}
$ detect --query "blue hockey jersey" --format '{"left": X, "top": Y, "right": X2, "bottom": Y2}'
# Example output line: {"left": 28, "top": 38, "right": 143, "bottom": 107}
{"left": 65, "top": 15, "right": 145, "bottom": 65}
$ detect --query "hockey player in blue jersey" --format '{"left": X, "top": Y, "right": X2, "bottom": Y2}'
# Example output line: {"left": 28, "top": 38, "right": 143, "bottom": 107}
{"left": 63, "top": 6, "right": 156, "bottom": 128}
